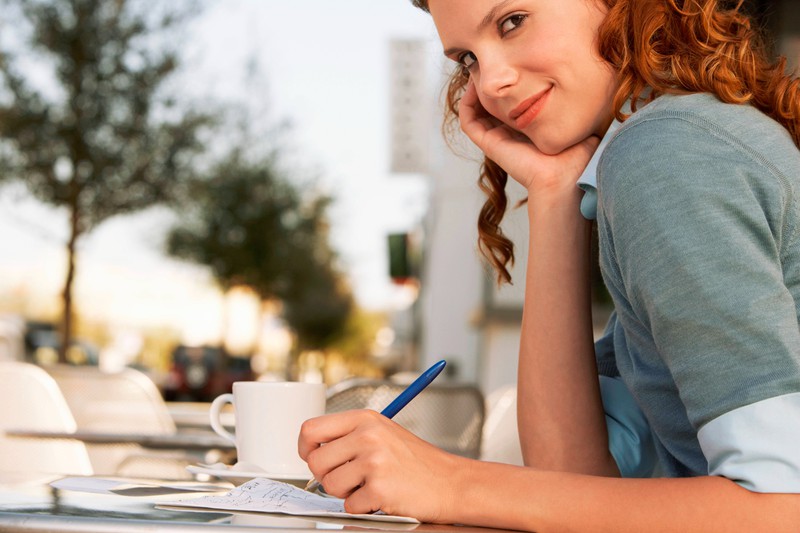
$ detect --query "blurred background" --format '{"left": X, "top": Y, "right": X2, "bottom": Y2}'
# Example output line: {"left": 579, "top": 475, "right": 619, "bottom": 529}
{"left": 0, "top": 0, "right": 798, "bottom": 401}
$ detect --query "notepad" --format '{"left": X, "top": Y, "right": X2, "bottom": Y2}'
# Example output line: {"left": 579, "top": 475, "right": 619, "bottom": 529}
{"left": 161, "top": 477, "right": 419, "bottom": 523}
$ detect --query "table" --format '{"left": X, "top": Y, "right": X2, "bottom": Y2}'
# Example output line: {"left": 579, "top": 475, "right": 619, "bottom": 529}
{"left": 5, "top": 429, "right": 235, "bottom": 451}
{"left": 0, "top": 473, "right": 516, "bottom": 533}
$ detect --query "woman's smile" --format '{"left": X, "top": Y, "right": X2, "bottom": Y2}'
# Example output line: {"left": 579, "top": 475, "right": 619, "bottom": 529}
{"left": 509, "top": 86, "right": 552, "bottom": 130}
{"left": 431, "top": 0, "right": 616, "bottom": 154}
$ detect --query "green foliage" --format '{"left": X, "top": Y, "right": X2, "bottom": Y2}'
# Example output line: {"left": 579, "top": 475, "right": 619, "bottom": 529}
{"left": 167, "top": 149, "right": 353, "bottom": 352}
{"left": 0, "top": 0, "right": 210, "bottom": 230}
{"left": 282, "top": 262, "right": 354, "bottom": 352}
{"left": 325, "top": 308, "right": 387, "bottom": 362}
{"left": 0, "top": 0, "right": 212, "bottom": 361}
{"left": 168, "top": 151, "right": 302, "bottom": 295}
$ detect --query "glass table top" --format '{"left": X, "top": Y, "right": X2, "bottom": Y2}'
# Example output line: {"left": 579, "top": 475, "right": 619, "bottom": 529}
{"left": 0, "top": 473, "right": 515, "bottom": 533}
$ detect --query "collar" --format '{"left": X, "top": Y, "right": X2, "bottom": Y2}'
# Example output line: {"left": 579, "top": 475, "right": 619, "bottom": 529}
{"left": 577, "top": 118, "right": 622, "bottom": 220}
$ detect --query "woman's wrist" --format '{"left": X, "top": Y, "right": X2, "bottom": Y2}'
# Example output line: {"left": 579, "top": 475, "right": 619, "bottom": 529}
{"left": 439, "top": 457, "right": 494, "bottom": 525}
{"left": 441, "top": 460, "right": 547, "bottom": 530}
{"left": 526, "top": 179, "right": 585, "bottom": 218}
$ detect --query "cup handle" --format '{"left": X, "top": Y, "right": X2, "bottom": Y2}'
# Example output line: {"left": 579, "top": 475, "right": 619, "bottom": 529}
{"left": 209, "top": 393, "right": 236, "bottom": 443}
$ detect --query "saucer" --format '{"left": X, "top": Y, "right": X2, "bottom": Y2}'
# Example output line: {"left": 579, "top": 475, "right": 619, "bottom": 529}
{"left": 187, "top": 462, "right": 310, "bottom": 487}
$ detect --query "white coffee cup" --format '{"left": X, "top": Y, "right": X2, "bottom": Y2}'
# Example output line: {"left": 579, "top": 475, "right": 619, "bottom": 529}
{"left": 209, "top": 381, "right": 326, "bottom": 478}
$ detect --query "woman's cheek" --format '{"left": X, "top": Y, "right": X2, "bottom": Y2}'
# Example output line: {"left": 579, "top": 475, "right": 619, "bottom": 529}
{"left": 477, "top": 92, "right": 505, "bottom": 123}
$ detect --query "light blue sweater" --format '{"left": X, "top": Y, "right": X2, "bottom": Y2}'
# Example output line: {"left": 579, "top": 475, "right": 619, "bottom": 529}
{"left": 595, "top": 93, "right": 800, "bottom": 491}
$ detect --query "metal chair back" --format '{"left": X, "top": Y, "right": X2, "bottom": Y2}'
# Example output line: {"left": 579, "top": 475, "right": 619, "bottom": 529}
{"left": 325, "top": 378, "right": 485, "bottom": 459}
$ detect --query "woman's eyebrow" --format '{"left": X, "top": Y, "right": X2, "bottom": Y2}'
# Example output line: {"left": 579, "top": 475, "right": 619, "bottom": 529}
{"left": 442, "top": 0, "right": 517, "bottom": 57}
{"left": 479, "top": 0, "right": 516, "bottom": 31}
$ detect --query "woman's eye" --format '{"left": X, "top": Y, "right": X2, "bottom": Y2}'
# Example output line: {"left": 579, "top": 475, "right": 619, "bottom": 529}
{"left": 499, "top": 14, "right": 526, "bottom": 35}
{"left": 458, "top": 52, "right": 477, "bottom": 69}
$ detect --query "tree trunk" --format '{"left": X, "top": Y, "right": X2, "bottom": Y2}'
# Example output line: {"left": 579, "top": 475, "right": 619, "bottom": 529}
{"left": 253, "top": 298, "right": 268, "bottom": 356}
{"left": 219, "top": 287, "right": 229, "bottom": 357}
{"left": 59, "top": 205, "right": 81, "bottom": 364}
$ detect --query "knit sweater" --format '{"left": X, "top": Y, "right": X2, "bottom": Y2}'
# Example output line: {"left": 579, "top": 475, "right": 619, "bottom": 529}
{"left": 594, "top": 92, "right": 800, "bottom": 491}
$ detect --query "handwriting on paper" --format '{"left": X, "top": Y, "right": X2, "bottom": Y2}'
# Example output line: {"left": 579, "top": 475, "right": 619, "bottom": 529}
{"left": 199, "top": 478, "right": 344, "bottom": 514}
{"left": 161, "top": 478, "right": 420, "bottom": 524}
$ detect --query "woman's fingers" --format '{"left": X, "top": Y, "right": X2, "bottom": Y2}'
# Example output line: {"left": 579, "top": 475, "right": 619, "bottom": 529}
{"left": 458, "top": 81, "right": 506, "bottom": 147}
{"left": 457, "top": 80, "right": 542, "bottom": 188}
{"left": 298, "top": 409, "right": 378, "bottom": 459}
{"left": 304, "top": 430, "right": 360, "bottom": 488}
{"left": 299, "top": 410, "right": 394, "bottom": 497}
{"left": 344, "top": 477, "right": 390, "bottom": 516}
{"left": 298, "top": 408, "right": 466, "bottom": 523}
{"left": 316, "top": 456, "right": 366, "bottom": 500}
{"left": 456, "top": 79, "right": 604, "bottom": 193}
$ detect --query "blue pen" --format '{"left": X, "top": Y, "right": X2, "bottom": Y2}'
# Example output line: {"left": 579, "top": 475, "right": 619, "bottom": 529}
{"left": 304, "top": 360, "right": 447, "bottom": 492}
{"left": 380, "top": 359, "right": 447, "bottom": 418}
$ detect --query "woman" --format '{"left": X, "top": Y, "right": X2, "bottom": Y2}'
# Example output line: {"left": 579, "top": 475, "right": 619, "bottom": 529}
{"left": 299, "top": 0, "right": 800, "bottom": 530}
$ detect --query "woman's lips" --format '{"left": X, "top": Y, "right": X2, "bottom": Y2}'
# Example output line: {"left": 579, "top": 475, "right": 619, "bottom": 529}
{"left": 509, "top": 87, "right": 552, "bottom": 130}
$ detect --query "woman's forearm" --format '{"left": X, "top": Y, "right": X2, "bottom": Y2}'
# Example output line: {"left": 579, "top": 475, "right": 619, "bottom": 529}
{"left": 447, "top": 460, "right": 799, "bottom": 533}
{"left": 517, "top": 185, "right": 616, "bottom": 475}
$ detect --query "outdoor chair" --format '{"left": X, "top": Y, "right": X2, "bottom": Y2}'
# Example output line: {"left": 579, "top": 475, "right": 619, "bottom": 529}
{"left": 325, "top": 378, "right": 485, "bottom": 459}
{"left": 45, "top": 364, "right": 196, "bottom": 478}
{"left": 0, "top": 361, "right": 93, "bottom": 475}
{"left": 480, "top": 385, "right": 523, "bottom": 465}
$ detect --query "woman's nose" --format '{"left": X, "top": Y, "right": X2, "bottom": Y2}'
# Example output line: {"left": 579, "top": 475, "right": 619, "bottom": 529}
{"left": 477, "top": 55, "right": 518, "bottom": 97}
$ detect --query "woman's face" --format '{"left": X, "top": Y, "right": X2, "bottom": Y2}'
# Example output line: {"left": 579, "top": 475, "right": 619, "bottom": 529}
{"left": 429, "top": 0, "right": 617, "bottom": 155}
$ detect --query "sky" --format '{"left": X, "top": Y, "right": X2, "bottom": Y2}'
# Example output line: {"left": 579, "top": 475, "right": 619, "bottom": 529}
{"left": 0, "top": 0, "right": 449, "bottom": 341}
{"left": 182, "top": 0, "right": 443, "bottom": 307}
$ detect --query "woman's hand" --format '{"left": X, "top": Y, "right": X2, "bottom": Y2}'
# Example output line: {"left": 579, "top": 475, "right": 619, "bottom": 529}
{"left": 458, "top": 80, "right": 599, "bottom": 194}
{"left": 298, "top": 409, "right": 465, "bottom": 523}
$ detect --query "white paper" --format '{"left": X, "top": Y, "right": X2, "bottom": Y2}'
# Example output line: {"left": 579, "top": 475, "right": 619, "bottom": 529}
{"left": 162, "top": 477, "right": 420, "bottom": 524}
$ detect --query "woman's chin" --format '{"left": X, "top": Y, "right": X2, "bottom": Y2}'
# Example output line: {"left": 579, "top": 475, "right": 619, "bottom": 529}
{"left": 530, "top": 134, "right": 594, "bottom": 157}
{"left": 531, "top": 139, "right": 568, "bottom": 156}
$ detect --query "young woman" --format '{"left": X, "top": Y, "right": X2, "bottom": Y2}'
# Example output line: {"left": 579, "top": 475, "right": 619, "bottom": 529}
{"left": 299, "top": 1, "right": 800, "bottom": 530}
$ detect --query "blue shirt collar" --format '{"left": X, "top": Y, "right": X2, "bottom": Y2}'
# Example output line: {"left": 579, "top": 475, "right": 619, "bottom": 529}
{"left": 577, "top": 118, "right": 622, "bottom": 220}
{"left": 578, "top": 96, "right": 647, "bottom": 220}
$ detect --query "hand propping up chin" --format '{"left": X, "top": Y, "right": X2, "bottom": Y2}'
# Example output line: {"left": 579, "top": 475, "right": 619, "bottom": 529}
{"left": 458, "top": 80, "right": 599, "bottom": 196}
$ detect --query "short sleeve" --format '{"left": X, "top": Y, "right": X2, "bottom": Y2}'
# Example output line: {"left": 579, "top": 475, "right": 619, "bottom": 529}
{"left": 598, "top": 113, "right": 800, "bottom": 491}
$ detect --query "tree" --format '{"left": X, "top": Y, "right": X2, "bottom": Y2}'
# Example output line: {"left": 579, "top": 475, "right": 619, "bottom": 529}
{"left": 0, "top": 0, "right": 211, "bottom": 362}
{"left": 166, "top": 149, "right": 353, "bottom": 355}
{"left": 280, "top": 194, "right": 354, "bottom": 353}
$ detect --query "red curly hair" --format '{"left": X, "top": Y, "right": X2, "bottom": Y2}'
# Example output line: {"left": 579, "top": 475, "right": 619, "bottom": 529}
{"left": 413, "top": 0, "right": 800, "bottom": 284}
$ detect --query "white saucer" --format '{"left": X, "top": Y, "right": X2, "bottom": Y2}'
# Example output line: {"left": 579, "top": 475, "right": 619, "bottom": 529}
{"left": 187, "top": 462, "right": 310, "bottom": 487}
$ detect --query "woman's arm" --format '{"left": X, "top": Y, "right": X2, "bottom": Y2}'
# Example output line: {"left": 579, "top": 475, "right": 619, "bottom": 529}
{"left": 299, "top": 410, "right": 800, "bottom": 532}
{"left": 458, "top": 81, "right": 616, "bottom": 475}
{"left": 455, "top": 458, "right": 800, "bottom": 533}
{"left": 516, "top": 182, "right": 616, "bottom": 475}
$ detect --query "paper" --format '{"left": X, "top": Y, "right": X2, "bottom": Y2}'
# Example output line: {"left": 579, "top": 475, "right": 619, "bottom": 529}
{"left": 161, "top": 477, "right": 420, "bottom": 524}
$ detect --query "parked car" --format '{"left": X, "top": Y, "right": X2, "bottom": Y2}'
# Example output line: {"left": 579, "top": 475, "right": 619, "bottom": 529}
{"left": 23, "top": 320, "right": 99, "bottom": 366}
{"left": 164, "top": 344, "right": 254, "bottom": 402}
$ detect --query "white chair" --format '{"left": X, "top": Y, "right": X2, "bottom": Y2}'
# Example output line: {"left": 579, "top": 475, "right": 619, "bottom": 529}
{"left": 46, "top": 365, "right": 176, "bottom": 433}
{"left": 480, "top": 385, "right": 524, "bottom": 465}
{"left": 0, "top": 361, "right": 93, "bottom": 475}
{"left": 45, "top": 364, "right": 195, "bottom": 478}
